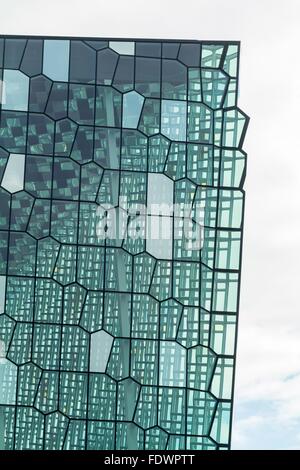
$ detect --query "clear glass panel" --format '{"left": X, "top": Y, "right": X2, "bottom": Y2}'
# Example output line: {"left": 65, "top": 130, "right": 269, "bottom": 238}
{"left": 2, "top": 70, "right": 29, "bottom": 111}
{"left": 43, "top": 40, "right": 70, "bottom": 82}
{"left": 1, "top": 153, "right": 25, "bottom": 193}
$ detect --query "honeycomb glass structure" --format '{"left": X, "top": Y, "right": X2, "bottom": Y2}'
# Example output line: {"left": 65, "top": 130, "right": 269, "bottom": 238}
{"left": 0, "top": 36, "right": 248, "bottom": 451}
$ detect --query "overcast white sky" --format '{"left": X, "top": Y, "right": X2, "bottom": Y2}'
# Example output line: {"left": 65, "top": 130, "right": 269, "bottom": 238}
{"left": 1, "top": 0, "right": 300, "bottom": 450}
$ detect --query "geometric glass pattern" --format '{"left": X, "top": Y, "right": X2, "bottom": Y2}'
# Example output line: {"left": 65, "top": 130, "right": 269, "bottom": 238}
{"left": 0, "top": 36, "right": 249, "bottom": 450}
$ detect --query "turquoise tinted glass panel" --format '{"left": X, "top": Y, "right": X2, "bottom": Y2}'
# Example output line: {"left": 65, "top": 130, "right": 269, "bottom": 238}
{"left": 161, "top": 99, "right": 187, "bottom": 141}
{"left": 1, "top": 153, "right": 25, "bottom": 193}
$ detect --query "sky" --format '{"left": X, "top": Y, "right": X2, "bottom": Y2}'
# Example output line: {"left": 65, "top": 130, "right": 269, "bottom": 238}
{"left": 1, "top": 0, "right": 300, "bottom": 450}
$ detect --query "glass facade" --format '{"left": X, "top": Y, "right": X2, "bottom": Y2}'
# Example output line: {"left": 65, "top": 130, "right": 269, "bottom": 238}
{"left": 0, "top": 36, "right": 248, "bottom": 450}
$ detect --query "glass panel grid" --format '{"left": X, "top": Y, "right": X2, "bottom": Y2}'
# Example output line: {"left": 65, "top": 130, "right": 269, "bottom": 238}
{"left": 0, "top": 36, "right": 248, "bottom": 451}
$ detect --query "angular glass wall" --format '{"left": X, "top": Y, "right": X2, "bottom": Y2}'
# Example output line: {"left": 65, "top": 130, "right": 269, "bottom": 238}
{"left": 0, "top": 36, "right": 248, "bottom": 450}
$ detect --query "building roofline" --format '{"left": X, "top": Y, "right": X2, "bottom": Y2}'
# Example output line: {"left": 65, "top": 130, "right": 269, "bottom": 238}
{"left": 0, "top": 34, "right": 241, "bottom": 45}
